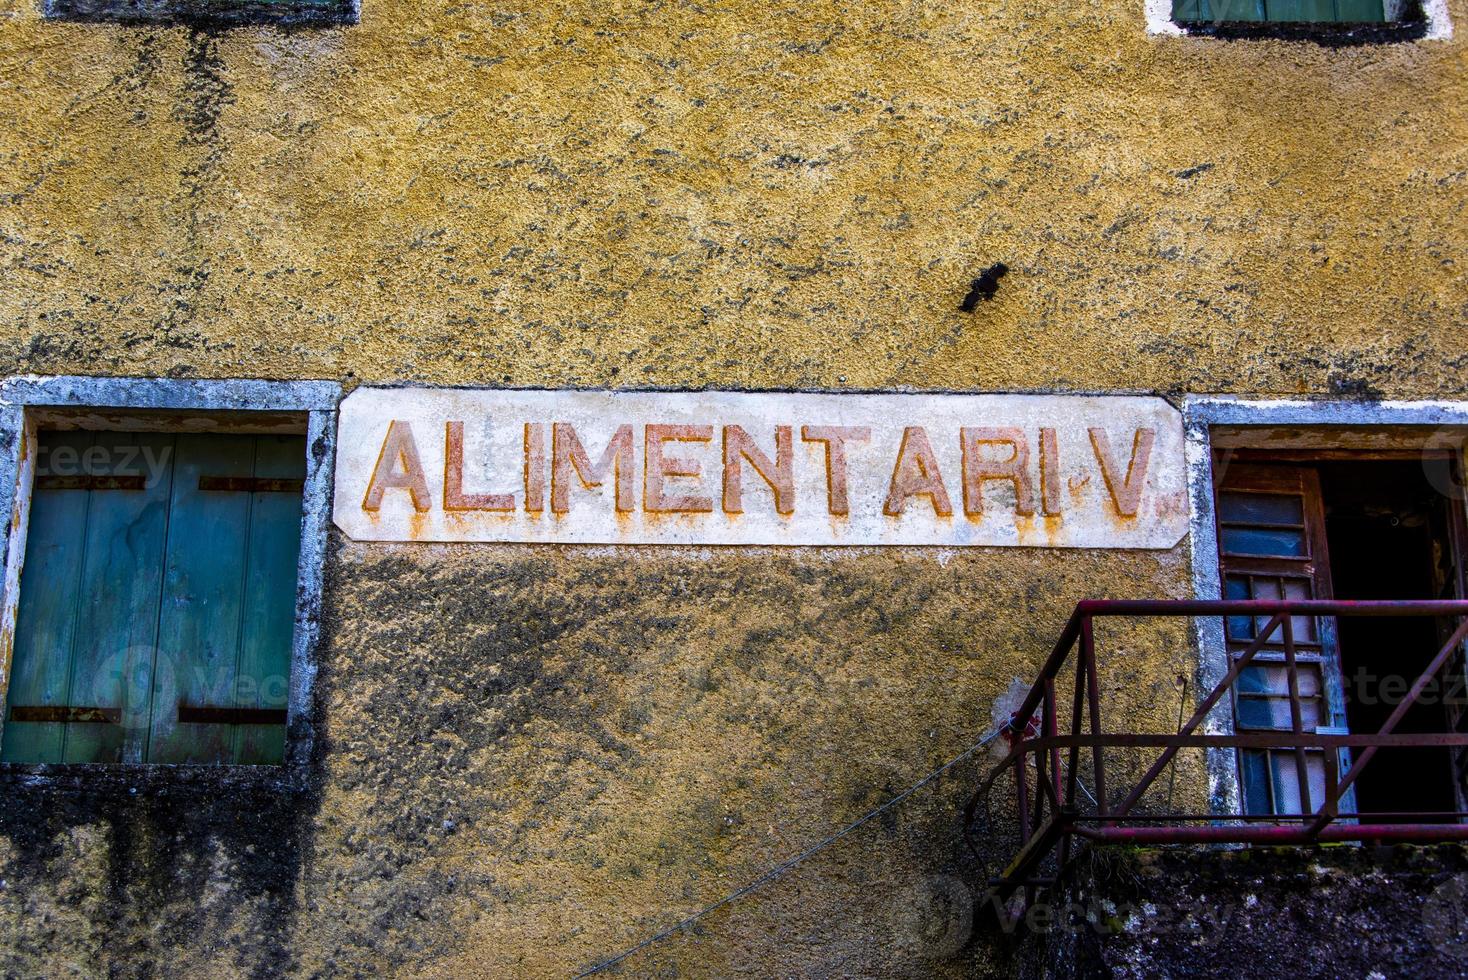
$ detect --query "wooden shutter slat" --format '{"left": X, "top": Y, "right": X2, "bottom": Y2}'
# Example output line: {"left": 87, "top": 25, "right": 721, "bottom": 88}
{"left": 233, "top": 435, "right": 305, "bottom": 765}
{"left": 2, "top": 431, "right": 95, "bottom": 763}
{"left": 61, "top": 432, "right": 175, "bottom": 764}
{"left": 34, "top": 475, "right": 147, "bottom": 491}
{"left": 147, "top": 434, "right": 256, "bottom": 765}
{"left": 10, "top": 705, "right": 122, "bottom": 724}
{"left": 198, "top": 476, "right": 305, "bottom": 494}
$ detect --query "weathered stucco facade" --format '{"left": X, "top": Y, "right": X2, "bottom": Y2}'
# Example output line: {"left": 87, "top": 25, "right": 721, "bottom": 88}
{"left": 0, "top": 0, "right": 1465, "bottom": 973}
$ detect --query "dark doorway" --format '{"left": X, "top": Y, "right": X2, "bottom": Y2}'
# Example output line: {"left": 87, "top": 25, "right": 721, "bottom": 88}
{"left": 1318, "top": 460, "right": 1462, "bottom": 819}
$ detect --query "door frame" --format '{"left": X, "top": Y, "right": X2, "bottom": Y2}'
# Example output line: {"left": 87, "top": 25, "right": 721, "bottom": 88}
{"left": 1183, "top": 397, "right": 1468, "bottom": 817}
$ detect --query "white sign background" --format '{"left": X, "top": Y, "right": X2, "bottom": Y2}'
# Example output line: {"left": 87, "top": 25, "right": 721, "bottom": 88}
{"left": 332, "top": 388, "right": 1189, "bottom": 549}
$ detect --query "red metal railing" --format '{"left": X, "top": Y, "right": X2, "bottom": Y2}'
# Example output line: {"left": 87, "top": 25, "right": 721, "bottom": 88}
{"left": 965, "top": 599, "right": 1468, "bottom": 910}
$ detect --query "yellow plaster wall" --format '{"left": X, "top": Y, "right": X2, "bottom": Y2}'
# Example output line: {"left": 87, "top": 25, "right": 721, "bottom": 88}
{"left": 0, "top": 0, "right": 1463, "bottom": 975}
{"left": 0, "top": 0, "right": 1465, "bottom": 395}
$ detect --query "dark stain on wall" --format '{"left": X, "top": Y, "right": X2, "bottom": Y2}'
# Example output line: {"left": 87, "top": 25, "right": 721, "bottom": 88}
{"left": 0, "top": 496, "right": 327, "bottom": 975}
{"left": 1173, "top": 0, "right": 1430, "bottom": 47}
{"left": 0, "top": 768, "right": 322, "bottom": 977}
{"left": 158, "top": 29, "right": 233, "bottom": 362}
{"left": 0, "top": 529, "right": 1185, "bottom": 976}
{"left": 44, "top": 0, "right": 354, "bottom": 26}
{"left": 296, "top": 535, "right": 1187, "bottom": 975}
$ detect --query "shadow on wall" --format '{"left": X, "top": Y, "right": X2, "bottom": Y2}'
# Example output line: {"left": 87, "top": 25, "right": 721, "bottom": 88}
{"left": 0, "top": 766, "right": 322, "bottom": 975}
{"left": 0, "top": 753, "right": 323, "bottom": 974}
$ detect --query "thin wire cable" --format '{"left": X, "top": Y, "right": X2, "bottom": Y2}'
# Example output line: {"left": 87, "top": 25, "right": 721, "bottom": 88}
{"left": 573, "top": 727, "right": 1005, "bottom": 978}
{"left": 1066, "top": 765, "right": 1099, "bottom": 807}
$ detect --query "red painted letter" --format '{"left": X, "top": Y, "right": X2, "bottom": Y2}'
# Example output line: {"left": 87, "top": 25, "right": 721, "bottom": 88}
{"left": 443, "top": 421, "right": 515, "bottom": 512}
{"left": 801, "top": 425, "right": 870, "bottom": 516}
{"left": 645, "top": 424, "right": 714, "bottom": 513}
{"left": 1039, "top": 427, "right": 1062, "bottom": 516}
{"left": 524, "top": 422, "right": 546, "bottom": 513}
{"left": 883, "top": 427, "right": 953, "bottom": 517}
{"left": 552, "top": 423, "right": 635, "bottom": 513}
{"left": 1089, "top": 427, "right": 1156, "bottom": 517}
{"left": 723, "top": 425, "right": 795, "bottom": 515}
{"left": 960, "top": 427, "right": 1035, "bottom": 517}
{"left": 363, "top": 420, "right": 431, "bottom": 513}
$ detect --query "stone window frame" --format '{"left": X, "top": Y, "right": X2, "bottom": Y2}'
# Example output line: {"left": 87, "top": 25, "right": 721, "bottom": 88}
{"left": 43, "top": 0, "right": 356, "bottom": 26}
{"left": 1183, "top": 395, "right": 1468, "bottom": 816}
{"left": 0, "top": 376, "right": 340, "bottom": 791}
{"left": 1144, "top": 0, "right": 1451, "bottom": 40}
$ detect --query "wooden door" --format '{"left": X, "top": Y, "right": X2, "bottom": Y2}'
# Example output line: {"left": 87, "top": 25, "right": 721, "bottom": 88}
{"left": 1216, "top": 462, "right": 1351, "bottom": 816}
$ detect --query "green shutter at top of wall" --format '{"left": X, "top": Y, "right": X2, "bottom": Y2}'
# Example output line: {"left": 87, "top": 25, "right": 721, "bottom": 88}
{"left": 1, "top": 431, "right": 305, "bottom": 766}
{"left": 1173, "top": 0, "right": 1384, "bottom": 20}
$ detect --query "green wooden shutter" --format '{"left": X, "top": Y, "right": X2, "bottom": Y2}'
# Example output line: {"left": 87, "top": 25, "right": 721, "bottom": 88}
{"left": 1265, "top": 0, "right": 1340, "bottom": 20}
{"left": 2, "top": 431, "right": 304, "bottom": 766}
{"left": 1174, "top": 0, "right": 1383, "bottom": 21}
{"left": 1175, "top": 0, "right": 1268, "bottom": 22}
{"left": 1331, "top": 0, "right": 1386, "bottom": 21}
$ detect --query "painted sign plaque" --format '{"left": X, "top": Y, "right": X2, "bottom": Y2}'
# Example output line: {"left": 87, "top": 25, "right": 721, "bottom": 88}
{"left": 332, "top": 388, "right": 1188, "bottom": 549}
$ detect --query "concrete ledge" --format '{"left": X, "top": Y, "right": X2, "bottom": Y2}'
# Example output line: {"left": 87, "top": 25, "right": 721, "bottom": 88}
{"left": 1016, "top": 842, "right": 1468, "bottom": 978}
{"left": 0, "top": 376, "right": 341, "bottom": 413}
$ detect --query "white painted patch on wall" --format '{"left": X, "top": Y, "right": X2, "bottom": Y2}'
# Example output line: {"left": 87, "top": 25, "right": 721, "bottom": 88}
{"left": 1422, "top": 0, "right": 1453, "bottom": 38}
{"left": 1145, "top": 0, "right": 1187, "bottom": 35}
{"left": 334, "top": 388, "right": 1191, "bottom": 549}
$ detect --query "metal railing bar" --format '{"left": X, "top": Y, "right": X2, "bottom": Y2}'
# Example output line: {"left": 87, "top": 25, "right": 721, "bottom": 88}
{"left": 1065, "top": 639, "right": 1087, "bottom": 809}
{"left": 1037, "top": 757, "right": 1063, "bottom": 812}
{"left": 1006, "top": 609, "right": 1088, "bottom": 753}
{"left": 1281, "top": 615, "right": 1313, "bottom": 816}
{"left": 1114, "top": 612, "right": 1288, "bottom": 816}
{"left": 1012, "top": 732, "right": 1468, "bottom": 750}
{"left": 991, "top": 810, "right": 1077, "bottom": 903}
{"left": 1043, "top": 676, "right": 1061, "bottom": 812}
{"left": 1074, "top": 599, "right": 1468, "bottom": 617}
{"left": 973, "top": 598, "right": 1468, "bottom": 911}
{"left": 1083, "top": 616, "right": 1107, "bottom": 816}
{"left": 1073, "top": 823, "right": 1468, "bottom": 845}
{"left": 1304, "top": 615, "right": 1468, "bottom": 836}
{"left": 1066, "top": 811, "right": 1468, "bottom": 824}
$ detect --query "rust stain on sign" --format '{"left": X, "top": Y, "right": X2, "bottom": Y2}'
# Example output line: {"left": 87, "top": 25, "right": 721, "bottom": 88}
{"left": 332, "top": 389, "right": 1189, "bottom": 549}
